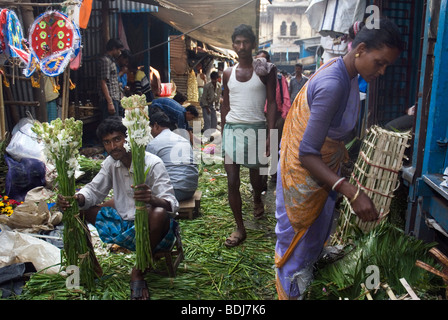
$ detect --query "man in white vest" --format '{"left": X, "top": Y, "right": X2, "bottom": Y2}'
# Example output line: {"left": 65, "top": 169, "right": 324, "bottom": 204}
{"left": 220, "top": 24, "right": 277, "bottom": 247}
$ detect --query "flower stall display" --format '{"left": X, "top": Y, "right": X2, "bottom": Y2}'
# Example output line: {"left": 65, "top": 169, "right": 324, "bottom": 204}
{"left": 32, "top": 117, "right": 96, "bottom": 289}
{"left": 121, "top": 94, "right": 154, "bottom": 271}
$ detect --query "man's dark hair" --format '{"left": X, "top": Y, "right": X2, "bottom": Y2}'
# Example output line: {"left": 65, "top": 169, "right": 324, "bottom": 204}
{"left": 118, "top": 49, "right": 131, "bottom": 63}
{"left": 210, "top": 71, "right": 219, "bottom": 80}
{"left": 351, "top": 17, "right": 404, "bottom": 52}
{"left": 173, "top": 92, "right": 187, "bottom": 104}
{"left": 295, "top": 63, "right": 303, "bottom": 68}
{"left": 96, "top": 116, "right": 127, "bottom": 140}
{"left": 256, "top": 50, "right": 270, "bottom": 61}
{"left": 231, "top": 24, "right": 256, "bottom": 44}
{"left": 106, "top": 38, "right": 124, "bottom": 52}
{"left": 150, "top": 111, "right": 171, "bottom": 128}
{"left": 185, "top": 105, "right": 199, "bottom": 117}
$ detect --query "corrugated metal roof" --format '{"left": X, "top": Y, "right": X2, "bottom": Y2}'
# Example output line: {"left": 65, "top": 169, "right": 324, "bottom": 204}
{"left": 114, "top": 0, "right": 159, "bottom": 13}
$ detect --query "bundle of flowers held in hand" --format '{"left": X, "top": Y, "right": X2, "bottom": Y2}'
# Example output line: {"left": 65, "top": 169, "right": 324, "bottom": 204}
{"left": 121, "top": 94, "right": 154, "bottom": 271}
{"left": 31, "top": 117, "right": 96, "bottom": 289}
{"left": 0, "top": 195, "right": 22, "bottom": 216}
{"left": 31, "top": 117, "right": 82, "bottom": 179}
{"left": 121, "top": 94, "right": 152, "bottom": 149}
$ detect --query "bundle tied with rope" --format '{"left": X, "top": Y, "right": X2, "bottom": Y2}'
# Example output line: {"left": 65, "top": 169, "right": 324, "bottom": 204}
{"left": 121, "top": 94, "right": 154, "bottom": 271}
{"left": 333, "top": 125, "right": 412, "bottom": 245}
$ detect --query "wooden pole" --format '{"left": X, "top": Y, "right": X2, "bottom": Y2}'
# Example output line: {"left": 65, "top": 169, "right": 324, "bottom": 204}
{"left": 20, "top": 2, "right": 47, "bottom": 122}
{"left": 0, "top": 74, "right": 5, "bottom": 140}
{"left": 61, "top": 68, "right": 71, "bottom": 120}
{"left": 101, "top": 0, "right": 111, "bottom": 48}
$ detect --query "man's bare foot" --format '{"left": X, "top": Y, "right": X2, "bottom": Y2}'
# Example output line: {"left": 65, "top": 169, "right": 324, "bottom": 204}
{"left": 253, "top": 202, "right": 265, "bottom": 219}
{"left": 130, "top": 268, "right": 150, "bottom": 300}
{"left": 225, "top": 229, "right": 247, "bottom": 248}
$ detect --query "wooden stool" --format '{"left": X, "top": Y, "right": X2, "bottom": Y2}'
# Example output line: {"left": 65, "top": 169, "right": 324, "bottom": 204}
{"left": 153, "top": 222, "right": 184, "bottom": 277}
{"left": 177, "top": 190, "right": 202, "bottom": 219}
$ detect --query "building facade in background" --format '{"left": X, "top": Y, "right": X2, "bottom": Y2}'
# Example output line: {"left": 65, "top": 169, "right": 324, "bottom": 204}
{"left": 259, "top": 0, "right": 319, "bottom": 74}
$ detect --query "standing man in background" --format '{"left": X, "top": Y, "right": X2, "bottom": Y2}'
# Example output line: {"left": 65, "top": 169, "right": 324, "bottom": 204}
{"left": 221, "top": 24, "right": 277, "bottom": 248}
{"left": 200, "top": 71, "right": 222, "bottom": 140}
{"left": 98, "top": 39, "right": 124, "bottom": 119}
{"left": 289, "top": 63, "right": 308, "bottom": 103}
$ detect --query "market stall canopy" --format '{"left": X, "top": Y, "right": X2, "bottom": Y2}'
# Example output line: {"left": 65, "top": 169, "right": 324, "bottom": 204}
{"left": 136, "top": 0, "right": 262, "bottom": 49}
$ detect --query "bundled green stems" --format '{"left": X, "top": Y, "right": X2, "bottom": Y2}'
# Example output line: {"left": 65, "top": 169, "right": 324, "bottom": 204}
{"left": 121, "top": 94, "right": 154, "bottom": 271}
{"left": 32, "top": 118, "right": 96, "bottom": 289}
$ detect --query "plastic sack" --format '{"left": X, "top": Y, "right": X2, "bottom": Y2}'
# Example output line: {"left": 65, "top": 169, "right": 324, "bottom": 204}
{"left": 305, "top": 0, "right": 367, "bottom": 37}
{"left": 159, "top": 83, "right": 173, "bottom": 97}
{"left": 5, "top": 117, "right": 45, "bottom": 162}
{"left": 0, "top": 224, "right": 61, "bottom": 274}
{"left": 0, "top": 187, "right": 62, "bottom": 233}
{"left": 4, "top": 153, "right": 46, "bottom": 202}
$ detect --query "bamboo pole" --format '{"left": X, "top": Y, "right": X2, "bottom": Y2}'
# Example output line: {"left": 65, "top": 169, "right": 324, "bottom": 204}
{"left": 0, "top": 74, "right": 5, "bottom": 140}
{"left": 61, "top": 68, "right": 70, "bottom": 120}
{"left": 381, "top": 283, "right": 397, "bottom": 300}
{"left": 429, "top": 247, "right": 448, "bottom": 268}
{"left": 415, "top": 260, "right": 448, "bottom": 282}
{"left": 1, "top": 1, "right": 75, "bottom": 6}
{"left": 360, "top": 283, "right": 373, "bottom": 300}
{"left": 399, "top": 278, "right": 420, "bottom": 300}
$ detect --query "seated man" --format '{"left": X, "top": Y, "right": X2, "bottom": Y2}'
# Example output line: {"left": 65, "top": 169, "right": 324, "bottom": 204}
{"left": 57, "top": 116, "right": 179, "bottom": 300}
{"left": 147, "top": 112, "right": 198, "bottom": 202}
{"left": 149, "top": 97, "right": 199, "bottom": 144}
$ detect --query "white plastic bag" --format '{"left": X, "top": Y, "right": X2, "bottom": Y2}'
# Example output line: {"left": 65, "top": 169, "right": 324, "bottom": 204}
{"left": 306, "top": 0, "right": 367, "bottom": 37}
{"left": 0, "top": 224, "right": 61, "bottom": 274}
{"left": 5, "top": 117, "right": 45, "bottom": 162}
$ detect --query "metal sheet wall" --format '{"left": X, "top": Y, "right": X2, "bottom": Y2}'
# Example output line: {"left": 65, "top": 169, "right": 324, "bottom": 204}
{"left": 169, "top": 35, "right": 189, "bottom": 96}
{"left": 371, "top": 0, "right": 423, "bottom": 126}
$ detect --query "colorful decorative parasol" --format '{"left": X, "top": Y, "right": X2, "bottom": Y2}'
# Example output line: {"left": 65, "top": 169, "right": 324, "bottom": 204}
{"left": 0, "top": 9, "right": 24, "bottom": 57}
{"left": 9, "top": 10, "right": 81, "bottom": 77}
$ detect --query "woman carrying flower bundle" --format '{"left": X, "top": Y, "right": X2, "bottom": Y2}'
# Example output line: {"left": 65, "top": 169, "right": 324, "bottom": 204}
{"left": 57, "top": 116, "right": 178, "bottom": 300}
{"left": 275, "top": 18, "right": 404, "bottom": 299}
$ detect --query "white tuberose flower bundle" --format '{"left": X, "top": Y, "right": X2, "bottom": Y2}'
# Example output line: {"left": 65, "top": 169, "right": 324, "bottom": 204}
{"left": 32, "top": 118, "right": 96, "bottom": 289}
{"left": 121, "top": 94, "right": 154, "bottom": 271}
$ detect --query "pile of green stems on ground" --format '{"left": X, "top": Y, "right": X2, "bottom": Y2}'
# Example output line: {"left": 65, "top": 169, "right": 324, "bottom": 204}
{"left": 7, "top": 154, "right": 444, "bottom": 300}
{"left": 12, "top": 161, "right": 278, "bottom": 300}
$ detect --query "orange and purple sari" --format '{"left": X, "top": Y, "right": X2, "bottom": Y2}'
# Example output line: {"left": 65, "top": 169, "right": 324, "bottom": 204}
{"left": 275, "top": 57, "right": 360, "bottom": 299}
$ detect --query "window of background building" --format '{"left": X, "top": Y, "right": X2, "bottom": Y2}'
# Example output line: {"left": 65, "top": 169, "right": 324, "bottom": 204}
{"left": 290, "top": 22, "right": 297, "bottom": 36}
{"left": 280, "top": 21, "right": 287, "bottom": 36}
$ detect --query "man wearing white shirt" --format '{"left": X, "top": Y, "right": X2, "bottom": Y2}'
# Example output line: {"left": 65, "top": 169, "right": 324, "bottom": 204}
{"left": 147, "top": 112, "right": 198, "bottom": 201}
{"left": 57, "top": 116, "right": 178, "bottom": 300}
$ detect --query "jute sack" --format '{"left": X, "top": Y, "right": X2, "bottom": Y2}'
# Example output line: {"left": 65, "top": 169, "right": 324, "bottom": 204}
{"left": 0, "top": 187, "right": 62, "bottom": 233}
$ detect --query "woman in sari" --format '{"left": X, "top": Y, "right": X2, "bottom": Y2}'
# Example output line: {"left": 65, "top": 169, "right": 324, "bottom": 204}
{"left": 275, "top": 18, "right": 404, "bottom": 299}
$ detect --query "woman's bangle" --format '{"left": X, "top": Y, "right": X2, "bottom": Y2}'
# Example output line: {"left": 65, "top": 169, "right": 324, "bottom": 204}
{"left": 331, "top": 177, "right": 346, "bottom": 192}
{"left": 350, "top": 186, "right": 361, "bottom": 204}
